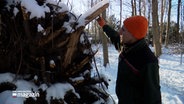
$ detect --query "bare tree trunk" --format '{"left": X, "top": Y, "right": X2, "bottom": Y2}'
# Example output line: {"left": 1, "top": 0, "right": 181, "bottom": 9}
{"left": 134, "top": 0, "right": 137, "bottom": 15}
{"left": 147, "top": 0, "right": 152, "bottom": 45}
{"left": 152, "top": 0, "right": 162, "bottom": 57}
{"left": 87, "top": 0, "right": 91, "bottom": 34}
{"left": 176, "top": 0, "right": 181, "bottom": 43}
{"left": 160, "top": 0, "right": 166, "bottom": 44}
{"left": 131, "top": 0, "right": 134, "bottom": 16}
{"left": 120, "top": 0, "right": 123, "bottom": 29}
{"left": 142, "top": 0, "right": 146, "bottom": 16}
{"left": 91, "top": 0, "right": 94, "bottom": 34}
{"left": 165, "top": 0, "right": 172, "bottom": 47}
{"left": 131, "top": 0, "right": 137, "bottom": 16}
{"left": 180, "top": 4, "right": 184, "bottom": 65}
{"left": 101, "top": 9, "right": 109, "bottom": 67}
{"left": 139, "top": 0, "right": 142, "bottom": 15}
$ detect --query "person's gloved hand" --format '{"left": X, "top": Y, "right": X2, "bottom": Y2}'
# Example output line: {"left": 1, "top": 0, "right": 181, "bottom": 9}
{"left": 97, "top": 17, "right": 106, "bottom": 27}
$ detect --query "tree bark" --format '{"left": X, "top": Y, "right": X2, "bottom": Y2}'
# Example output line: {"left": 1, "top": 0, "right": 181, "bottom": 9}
{"left": 139, "top": 0, "right": 142, "bottom": 16}
{"left": 160, "top": 0, "right": 166, "bottom": 44}
{"left": 152, "top": 0, "right": 162, "bottom": 57}
{"left": 131, "top": 0, "right": 137, "bottom": 16}
{"left": 0, "top": 1, "right": 111, "bottom": 103}
{"left": 176, "top": 0, "right": 181, "bottom": 43}
{"left": 120, "top": 0, "right": 123, "bottom": 28}
{"left": 165, "top": 0, "right": 172, "bottom": 47}
{"left": 101, "top": 8, "right": 109, "bottom": 67}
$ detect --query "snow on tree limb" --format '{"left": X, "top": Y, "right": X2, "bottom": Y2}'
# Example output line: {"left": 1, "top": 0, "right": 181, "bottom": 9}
{"left": 78, "top": 0, "right": 109, "bottom": 26}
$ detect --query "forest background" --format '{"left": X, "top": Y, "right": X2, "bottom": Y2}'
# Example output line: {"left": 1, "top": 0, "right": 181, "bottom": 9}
{"left": 61, "top": 0, "right": 184, "bottom": 66}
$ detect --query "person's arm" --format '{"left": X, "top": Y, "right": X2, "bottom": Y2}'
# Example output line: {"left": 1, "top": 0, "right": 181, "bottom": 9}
{"left": 144, "top": 63, "right": 162, "bottom": 104}
{"left": 103, "top": 25, "right": 120, "bottom": 50}
{"left": 97, "top": 17, "right": 121, "bottom": 51}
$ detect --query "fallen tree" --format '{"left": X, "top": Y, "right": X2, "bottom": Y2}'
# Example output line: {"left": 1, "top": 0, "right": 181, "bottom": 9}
{"left": 0, "top": 0, "right": 113, "bottom": 103}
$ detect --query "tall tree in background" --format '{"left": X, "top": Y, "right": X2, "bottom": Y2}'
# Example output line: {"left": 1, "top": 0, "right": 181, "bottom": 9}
{"left": 180, "top": 4, "right": 184, "bottom": 65}
{"left": 176, "top": 0, "right": 181, "bottom": 43}
{"left": 165, "top": 0, "right": 172, "bottom": 47}
{"left": 101, "top": 0, "right": 109, "bottom": 67}
{"left": 152, "top": 0, "right": 162, "bottom": 57}
{"left": 91, "top": 0, "right": 94, "bottom": 34}
{"left": 131, "top": 0, "right": 137, "bottom": 16}
{"left": 119, "top": 0, "right": 123, "bottom": 28}
{"left": 89, "top": 0, "right": 99, "bottom": 45}
{"left": 160, "top": 0, "right": 166, "bottom": 44}
{"left": 138, "top": 0, "right": 147, "bottom": 16}
{"left": 101, "top": 11, "right": 109, "bottom": 67}
{"left": 94, "top": 0, "right": 100, "bottom": 45}
{"left": 147, "top": 0, "right": 152, "bottom": 42}
{"left": 87, "top": 0, "right": 92, "bottom": 34}
{"left": 142, "top": 0, "right": 146, "bottom": 16}
{"left": 139, "top": 0, "right": 142, "bottom": 15}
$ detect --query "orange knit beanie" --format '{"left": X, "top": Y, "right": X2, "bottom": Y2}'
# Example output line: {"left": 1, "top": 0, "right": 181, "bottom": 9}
{"left": 123, "top": 16, "right": 148, "bottom": 39}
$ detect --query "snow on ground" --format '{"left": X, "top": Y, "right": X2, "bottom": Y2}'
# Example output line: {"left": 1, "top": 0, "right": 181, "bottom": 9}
{"left": 0, "top": 44, "right": 183, "bottom": 104}
{"left": 92, "top": 44, "right": 119, "bottom": 103}
{"left": 159, "top": 48, "right": 184, "bottom": 104}
{"left": 92, "top": 44, "right": 184, "bottom": 104}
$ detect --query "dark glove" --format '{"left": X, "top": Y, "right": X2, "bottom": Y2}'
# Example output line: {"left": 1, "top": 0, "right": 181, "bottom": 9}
{"left": 97, "top": 16, "right": 106, "bottom": 27}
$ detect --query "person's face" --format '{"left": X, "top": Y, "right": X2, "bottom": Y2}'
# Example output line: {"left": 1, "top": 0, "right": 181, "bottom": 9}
{"left": 119, "top": 26, "right": 138, "bottom": 44}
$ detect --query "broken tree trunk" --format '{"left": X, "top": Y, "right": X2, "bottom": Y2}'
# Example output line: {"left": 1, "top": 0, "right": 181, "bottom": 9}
{"left": 0, "top": 0, "right": 112, "bottom": 104}
{"left": 84, "top": 0, "right": 109, "bottom": 25}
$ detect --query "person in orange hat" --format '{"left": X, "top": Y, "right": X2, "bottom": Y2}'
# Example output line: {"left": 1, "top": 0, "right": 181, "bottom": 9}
{"left": 97, "top": 16, "right": 161, "bottom": 104}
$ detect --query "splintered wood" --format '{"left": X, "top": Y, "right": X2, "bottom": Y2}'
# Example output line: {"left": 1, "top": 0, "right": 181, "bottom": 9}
{"left": 84, "top": 1, "right": 109, "bottom": 25}
{"left": 0, "top": 0, "right": 111, "bottom": 103}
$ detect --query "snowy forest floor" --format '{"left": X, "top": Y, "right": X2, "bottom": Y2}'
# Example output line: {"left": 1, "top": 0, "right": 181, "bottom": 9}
{"left": 92, "top": 44, "right": 184, "bottom": 104}
{"left": 0, "top": 44, "right": 183, "bottom": 104}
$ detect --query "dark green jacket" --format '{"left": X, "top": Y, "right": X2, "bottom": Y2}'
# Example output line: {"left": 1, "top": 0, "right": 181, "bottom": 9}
{"left": 102, "top": 25, "right": 161, "bottom": 104}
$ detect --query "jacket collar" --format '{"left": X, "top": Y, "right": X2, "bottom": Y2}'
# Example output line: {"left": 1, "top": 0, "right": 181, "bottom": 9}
{"left": 122, "top": 39, "right": 147, "bottom": 54}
